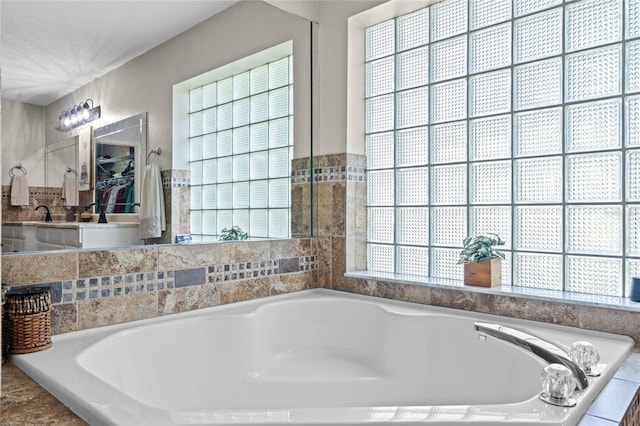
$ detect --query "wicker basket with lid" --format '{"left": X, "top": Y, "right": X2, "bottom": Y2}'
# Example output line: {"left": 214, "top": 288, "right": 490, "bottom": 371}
{"left": 5, "top": 286, "right": 52, "bottom": 354}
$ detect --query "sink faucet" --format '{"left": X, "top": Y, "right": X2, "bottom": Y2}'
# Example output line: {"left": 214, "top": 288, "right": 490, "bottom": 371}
{"left": 86, "top": 202, "right": 108, "bottom": 223}
{"left": 474, "top": 322, "right": 589, "bottom": 390}
{"left": 35, "top": 205, "right": 53, "bottom": 222}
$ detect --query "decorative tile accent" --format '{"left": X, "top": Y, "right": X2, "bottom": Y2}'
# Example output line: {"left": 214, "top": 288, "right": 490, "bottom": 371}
{"left": 8, "top": 254, "right": 319, "bottom": 305}
{"left": 162, "top": 177, "right": 190, "bottom": 189}
{"left": 291, "top": 155, "right": 367, "bottom": 183}
{"left": 175, "top": 268, "right": 206, "bottom": 288}
{"left": 160, "top": 169, "right": 191, "bottom": 188}
{"left": 299, "top": 255, "right": 318, "bottom": 271}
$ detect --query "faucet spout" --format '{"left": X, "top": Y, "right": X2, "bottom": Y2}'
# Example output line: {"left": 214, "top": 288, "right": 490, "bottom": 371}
{"left": 474, "top": 322, "right": 589, "bottom": 390}
{"left": 86, "top": 203, "right": 108, "bottom": 223}
{"left": 35, "top": 205, "right": 53, "bottom": 222}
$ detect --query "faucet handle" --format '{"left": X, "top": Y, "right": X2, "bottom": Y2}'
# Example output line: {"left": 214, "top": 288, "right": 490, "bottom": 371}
{"left": 570, "top": 341, "right": 601, "bottom": 377}
{"left": 539, "top": 363, "right": 577, "bottom": 407}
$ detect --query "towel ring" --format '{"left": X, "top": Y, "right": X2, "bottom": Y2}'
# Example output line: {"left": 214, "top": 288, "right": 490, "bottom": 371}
{"left": 147, "top": 147, "right": 161, "bottom": 163}
{"left": 66, "top": 167, "right": 78, "bottom": 176}
{"left": 9, "top": 165, "right": 27, "bottom": 177}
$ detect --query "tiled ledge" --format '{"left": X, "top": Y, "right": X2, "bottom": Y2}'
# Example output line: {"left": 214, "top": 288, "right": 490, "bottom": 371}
{"left": 346, "top": 271, "right": 640, "bottom": 313}
{"left": 342, "top": 271, "right": 640, "bottom": 348}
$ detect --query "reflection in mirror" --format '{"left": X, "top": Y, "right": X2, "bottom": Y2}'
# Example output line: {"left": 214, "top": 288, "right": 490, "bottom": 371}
{"left": 2, "top": 1, "right": 316, "bottom": 258}
{"left": 44, "top": 136, "right": 78, "bottom": 215}
{"left": 92, "top": 113, "right": 147, "bottom": 214}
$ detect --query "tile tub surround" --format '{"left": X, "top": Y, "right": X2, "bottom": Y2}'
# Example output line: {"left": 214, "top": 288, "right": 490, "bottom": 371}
{"left": 310, "top": 153, "right": 367, "bottom": 288}
{"left": 1, "top": 238, "right": 317, "bottom": 335}
{"left": 161, "top": 168, "right": 190, "bottom": 245}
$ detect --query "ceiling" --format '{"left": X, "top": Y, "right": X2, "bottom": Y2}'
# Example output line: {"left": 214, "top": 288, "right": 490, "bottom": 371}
{"left": 1, "top": 0, "right": 241, "bottom": 106}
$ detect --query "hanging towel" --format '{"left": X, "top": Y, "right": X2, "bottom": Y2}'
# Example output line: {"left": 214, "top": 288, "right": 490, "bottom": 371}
{"left": 61, "top": 175, "right": 79, "bottom": 207}
{"left": 139, "top": 162, "right": 166, "bottom": 239}
{"left": 10, "top": 175, "right": 29, "bottom": 206}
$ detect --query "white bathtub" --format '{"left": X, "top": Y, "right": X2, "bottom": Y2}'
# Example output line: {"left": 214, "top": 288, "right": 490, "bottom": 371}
{"left": 12, "top": 289, "right": 634, "bottom": 425}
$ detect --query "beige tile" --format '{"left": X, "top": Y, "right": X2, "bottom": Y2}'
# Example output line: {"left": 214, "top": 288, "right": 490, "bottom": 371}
{"left": 51, "top": 303, "right": 78, "bottom": 335}
{"left": 490, "top": 295, "right": 580, "bottom": 326}
{"left": 578, "top": 305, "right": 640, "bottom": 344}
{"left": 219, "top": 240, "right": 270, "bottom": 264}
{"left": 354, "top": 182, "right": 367, "bottom": 237}
{"left": 2, "top": 251, "right": 78, "bottom": 285}
{"left": 78, "top": 247, "right": 158, "bottom": 277}
{"left": 430, "top": 287, "right": 489, "bottom": 312}
{"left": 332, "top": 182, "right": 346, "bottom": 236}
{"left": 270, "top": 238, "right": 312, "bottom": 259}
{"left": 374, "top": 280, "right": 407, "bottom": 301}
{"left": 158, "top": 283, "right": 218, "bottom": 315}
{"left": 347, "top": 153, "right": 366, "bottom": 168}
{"left": 402, "top": 284, "right": 432, "bottom": 305}
{"left": 315, "top": 237, "right": 333, "bottom": 288}
{"left": 270, "top": 271, "right": 312, "bottom": 295}
{"left": 291, "top": 183, "right": 312, "bottom": 237}
{"left": 236, "top": 240, "right": 271, "bottom": 262}
{"left": 77, "top": 292, "right": 158, "bottom": 329}
{"left": 158, "top": 243, "right": 220, "bottom": 270}
{"left": 331, "top": 236, "right": 346, "bottom": 286}
{"left": 217, "top": 277, "right": 270, "bottom": 305}
{"left": 333, "top": 276, "right": 376, "bottom": 295}
{"left": 316, "top": 182, "right": 334, "bottom": 236}
{"left": 291, "top": 157, "right": 310, "bottom": 171}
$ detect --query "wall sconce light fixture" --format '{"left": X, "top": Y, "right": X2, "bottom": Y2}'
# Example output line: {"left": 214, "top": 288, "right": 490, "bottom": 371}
{"left": 55, "top": 99, "right": 101, "bottom": 132}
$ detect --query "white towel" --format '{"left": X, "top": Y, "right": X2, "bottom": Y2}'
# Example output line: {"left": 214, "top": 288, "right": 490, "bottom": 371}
{"left": 61, "top": 175, "right": 79, "bottom": 207}
{"left": 10, "top": 175, "right": 29, "bottom": 206}
{"left": 139, "top": 162, "right": 166, "bottom": 239}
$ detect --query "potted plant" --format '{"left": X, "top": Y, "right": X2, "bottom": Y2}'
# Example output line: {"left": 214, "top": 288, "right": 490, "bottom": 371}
{"left": 219, "top": 226, "right": 248, "bottom": 241}
{"left": 457, "top": 234, "right": 505, "bottom": 287}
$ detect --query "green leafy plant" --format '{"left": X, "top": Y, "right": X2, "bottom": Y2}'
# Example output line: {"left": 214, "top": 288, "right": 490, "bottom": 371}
{"left": 219, "top": 226, "right": 248, "bottom": 241}
{"left": 457, "top": 234, "right": 505, "bottom": 264}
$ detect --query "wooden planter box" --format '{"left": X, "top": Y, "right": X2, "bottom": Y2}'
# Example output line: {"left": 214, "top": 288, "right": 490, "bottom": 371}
{"left": 464, "top": 258, "right": 502, "bottom": 287}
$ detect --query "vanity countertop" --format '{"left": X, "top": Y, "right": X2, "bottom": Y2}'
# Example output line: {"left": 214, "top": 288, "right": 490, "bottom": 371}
{"left": 3, "top": 221, "right": 139, "bottom": 228}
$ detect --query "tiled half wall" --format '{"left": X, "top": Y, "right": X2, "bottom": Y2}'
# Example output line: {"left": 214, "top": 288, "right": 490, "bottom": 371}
{"left": 2, "top": 239, "right": 317, "bottom": 335}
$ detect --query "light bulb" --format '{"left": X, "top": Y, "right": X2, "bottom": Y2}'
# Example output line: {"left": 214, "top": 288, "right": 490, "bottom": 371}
{"left": 82, "top": 104, "right": 91, "bottom": 121}
{"left": 63, "top": 110, "right": 71, "bottom": 127}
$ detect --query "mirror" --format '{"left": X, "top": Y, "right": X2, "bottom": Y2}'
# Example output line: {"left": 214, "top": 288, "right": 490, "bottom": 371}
{"left": 1, "top": 1, "right": 315, "bottom": 255}
{"left": 93, "top": 113, "right": 147, "bottom": 214}
{"left": 44, "top": 135, "right": 78, "bottom": 211}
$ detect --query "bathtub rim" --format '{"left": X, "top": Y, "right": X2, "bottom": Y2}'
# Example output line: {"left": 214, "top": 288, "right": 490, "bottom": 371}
{"left": 10, "top": 288, "right": 636, "bottom": 425}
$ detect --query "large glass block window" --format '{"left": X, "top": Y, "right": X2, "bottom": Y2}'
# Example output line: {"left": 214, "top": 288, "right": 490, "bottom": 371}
{"left": 190, "top": 55, "right": 293, "bottom": 242}
{"left": 365, "top": 0, "right": 640, "bottom": 297}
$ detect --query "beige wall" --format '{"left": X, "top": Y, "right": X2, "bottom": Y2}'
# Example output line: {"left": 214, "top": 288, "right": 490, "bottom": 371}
{"left": 1, "top": 100, "right": 46, "bottom": 186}
{"left": 315, "top": 1, "right": 386, "bottom": 156}
{"left": 43, "top": 1, "right": 312, "bottom": 170}
{"left": 4, "top": 1, "right": 387, "bottom": 177}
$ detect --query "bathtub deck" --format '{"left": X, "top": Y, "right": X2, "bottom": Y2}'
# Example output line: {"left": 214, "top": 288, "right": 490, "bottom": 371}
{"left": 3, "top": 354, "right": 640, "bottom": 425}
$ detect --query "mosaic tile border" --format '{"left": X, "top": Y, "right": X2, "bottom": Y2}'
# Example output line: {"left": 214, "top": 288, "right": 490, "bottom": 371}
{"left": 6, "top": 256, "right": 317, "bottom": 305}
{"left": 162, "top": 177, "right": 190, "bottom": 189}
{"left": 291, "top": 167, "right": 366, "bottom": 184}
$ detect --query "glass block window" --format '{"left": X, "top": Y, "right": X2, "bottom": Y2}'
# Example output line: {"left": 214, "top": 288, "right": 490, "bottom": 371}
{"left": 365, "top": 0, "right": 640, "bottom": 297}
{"left": 190, "top": 55, "right": 293, "bottom": 242}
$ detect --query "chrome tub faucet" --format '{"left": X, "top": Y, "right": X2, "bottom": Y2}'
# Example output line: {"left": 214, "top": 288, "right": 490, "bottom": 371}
{"left": 474, "top": 321, "right": 589, "bottom": 391}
